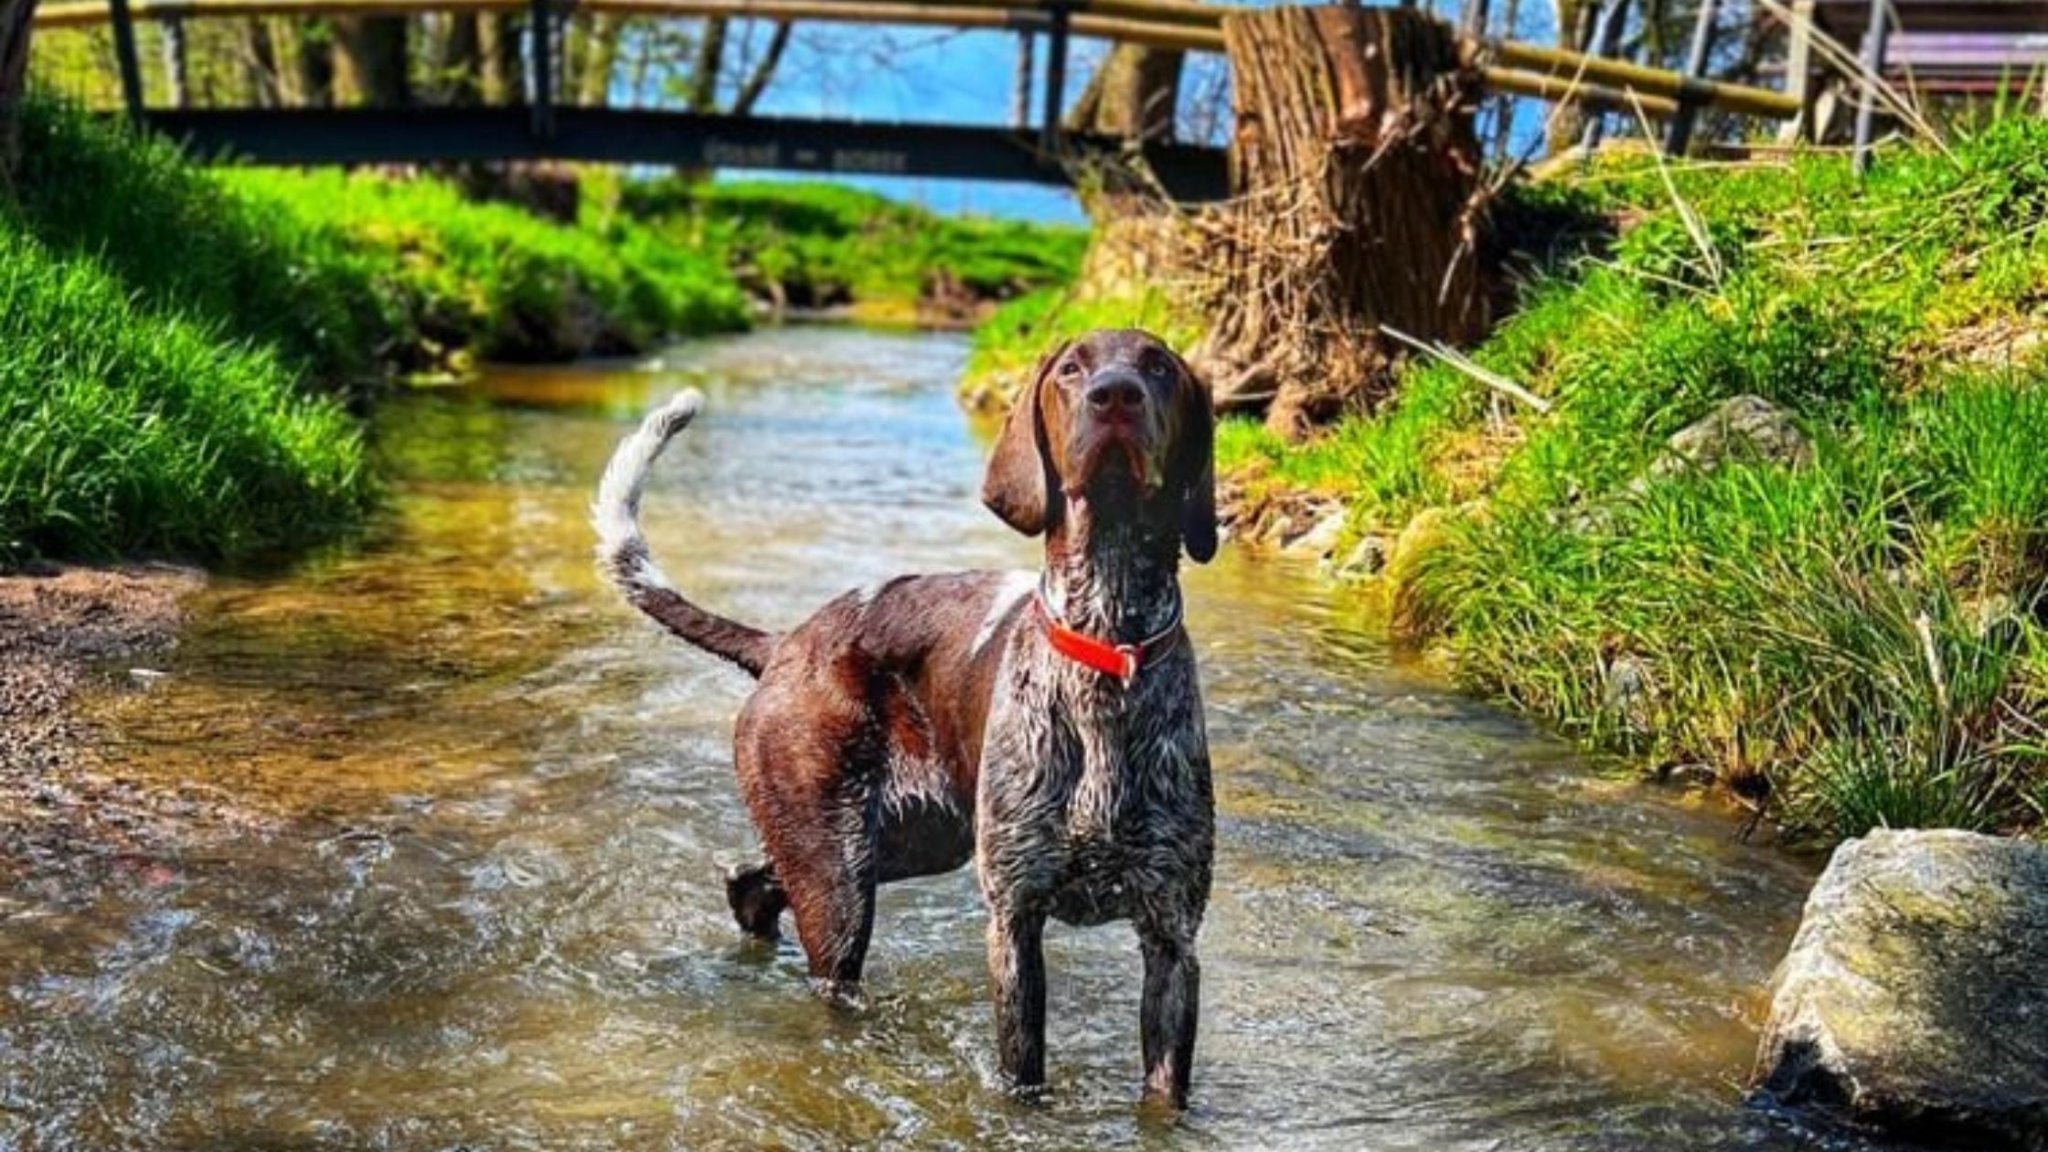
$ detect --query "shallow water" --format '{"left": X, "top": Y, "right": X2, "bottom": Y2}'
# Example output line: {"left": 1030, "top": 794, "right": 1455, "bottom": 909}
{"left": 3, "top": 328, "right": 1865, "bottom": 1151}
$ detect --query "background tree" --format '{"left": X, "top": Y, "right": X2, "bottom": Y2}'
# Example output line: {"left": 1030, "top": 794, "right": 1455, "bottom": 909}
{"left": 433, "top": 13, "right": 483, "bottom": 104}
{"left": 331, "top": 15, "right": 408, "bottom": 106}
{"left": 478, "top": 13, "right": 521, "bottom": 104}
{"left": 270, "top": 19, "right": 334, "bottom": 106}
{"left": 686, "top": 17, "right": 792, "bottom": 114}
{"left": 1067, "top": 43, "right": 1182, "bottom": 139}
{"left": 1, "top": 0, "right": 35, "bottom": 173}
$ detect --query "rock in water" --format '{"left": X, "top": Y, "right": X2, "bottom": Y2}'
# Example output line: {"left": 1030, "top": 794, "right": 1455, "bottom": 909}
{"left": 1754, "top": 829, "right": 2048, "bottom": 1147}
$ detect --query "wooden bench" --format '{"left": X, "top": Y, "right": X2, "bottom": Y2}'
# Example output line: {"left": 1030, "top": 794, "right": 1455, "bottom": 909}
{"left": 1782, "top": 0, "right": 2048, "bottom": 165}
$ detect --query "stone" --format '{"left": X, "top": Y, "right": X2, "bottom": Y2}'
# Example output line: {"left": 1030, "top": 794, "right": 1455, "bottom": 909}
{"left": 1753, "top": 829, "right": 2048, "bottom": 1148}
{"left": 1652, "top": 394, "right": 1812, "bottom": 478}
{"left": 1336, "top": 535, "right": 1389, "bottom": 579}
{"left": 1384, "top": 506, "right": 1459, "bottom": 642}
{"left": 1599, "top": 652, "right": 1654, "bottom": 736}
{"left": 1284, "top": 509, "right": 1347, "bottom": 559}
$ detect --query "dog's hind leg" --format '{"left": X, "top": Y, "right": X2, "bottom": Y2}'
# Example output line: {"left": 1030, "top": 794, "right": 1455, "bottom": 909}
{"left": 775, "top": 783, "right": 879, "bottom": 1000}
{"left": 736, "top": 737, "right": 880, "bottom": 997}
{"left": 725, "top": 861, "right": 787, "bottom": 939}
{"left": 733, "top": 678, "right": 891, "bottom": 999}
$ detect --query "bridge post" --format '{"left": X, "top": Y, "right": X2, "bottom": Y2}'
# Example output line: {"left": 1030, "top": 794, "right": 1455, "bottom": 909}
{"left": 1662, "top": 0, "right": 1716, "bottom": 154}
{"left": 1013, "top": 30, "right": 1035, "bottom": 130}
{"left": 529, "top": 0, "right": 555, "bottom": 140}
{"left": 1039, "top": 0, "right": 1070, "bottom": 151}
{"left": 1576, "top": 0, "right": 1630, "bottom": 155}
{"left": 106, "top": 0, "right": 146, "bottom": 125}
{"left": 1850, "top": 0, "right": 1887, "bottom": 174}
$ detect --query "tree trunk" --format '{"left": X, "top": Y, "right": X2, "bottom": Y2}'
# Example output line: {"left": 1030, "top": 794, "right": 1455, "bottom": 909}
{"left": 479, "top": 13, "right": 521, "bottom": 104}
{"left": 688, "top": 16, "right": 728, "bottom": 111}
{"left": 576, "top": 13, "right": 621, "bottom": 106}
{"left": 242, "top": 17, "right": 280, "bottom": 106}
{"left": 0, "top": 0, "right": 35, "bottom": 175}
{"left": 1489, "top": 0, "right": 1520, "bottom": 165}
{"left": 1545, "top": 0, "right": 1595, "bottom": 155}
{"left": 439, "top": 12, "right": 481, "bottom": 104}
{"left": 161, "top": 16, "right": 191, "bottom": 108}
{"left": 271, "top": 18, "right": 333, "bottom": 106}
{"left": 728, "top": 20, "right": 790, "bottom": 115}
{"left": 332, "top": 16, "right": 410, "bottom": 107}
{"left": 1066, "top": 44, "right": 1183, "bottom": 140}
{"left": 1199, "top": 6, "right": 1487, "bottom": 436}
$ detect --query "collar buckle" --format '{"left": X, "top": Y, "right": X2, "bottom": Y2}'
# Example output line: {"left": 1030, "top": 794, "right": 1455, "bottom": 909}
{"left": 1113, "top": 643, "right": 1142, "bottom": 687}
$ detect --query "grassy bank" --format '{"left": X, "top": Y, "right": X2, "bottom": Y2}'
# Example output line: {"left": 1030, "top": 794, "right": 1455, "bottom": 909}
{"left": 220, "top": 170, "right": 749, "bottom": 369}
{"left": 1, "top": 102, "right": 377, "bottom": 562}
{"left": 623, "top": 179, "right": 1086, "bottom": 323}
{"left": 1217, "top": 122, "right": 2048, "bottom": 842}
{"left": 1, "top": 101, "right": 755, "bottom": 564}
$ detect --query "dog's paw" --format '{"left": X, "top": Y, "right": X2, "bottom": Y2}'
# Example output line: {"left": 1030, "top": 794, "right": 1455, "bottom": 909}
{"left": 724, "top": 862, "right": 786, "bottom": 940}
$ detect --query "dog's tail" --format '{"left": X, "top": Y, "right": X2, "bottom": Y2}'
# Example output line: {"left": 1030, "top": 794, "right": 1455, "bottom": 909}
{"left": 593, "top": 391, "right": 774, "bottom": 678}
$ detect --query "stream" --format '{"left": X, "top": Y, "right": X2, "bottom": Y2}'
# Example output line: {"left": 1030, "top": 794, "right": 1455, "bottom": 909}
{"left": 1, "top": 328, "right": 1855, "bottom": 1151}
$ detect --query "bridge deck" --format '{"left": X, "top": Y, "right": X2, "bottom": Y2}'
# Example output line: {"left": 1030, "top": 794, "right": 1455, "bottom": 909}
{"left": 138, "top": 107, "right": 1233, "bottom": 200}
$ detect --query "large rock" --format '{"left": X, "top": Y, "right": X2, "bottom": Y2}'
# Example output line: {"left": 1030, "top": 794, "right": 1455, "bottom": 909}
{"left": 1753, "top": 829, "right": 2048, "bottom": 1147}
{"left": 1652, "top": 394, "right": 1812, "bottom": 477}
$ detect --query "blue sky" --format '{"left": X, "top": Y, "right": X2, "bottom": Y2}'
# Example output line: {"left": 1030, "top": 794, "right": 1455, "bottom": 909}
{"left": 738, "top": 25, "right": 1127, "bottom": 223}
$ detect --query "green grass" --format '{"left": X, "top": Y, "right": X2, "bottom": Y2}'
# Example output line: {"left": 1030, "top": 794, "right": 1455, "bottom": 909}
{"left": 1221, "top": 118, "right": 2048, "bottom": 842}
{"left": 0, "top": 101, "right": 379, "bottom": 562}
{"left": 220, "top": 169, "right": 750, "bottom": 365}
{"left": 0, "top": 227, "right": 372, "bottom": 562}
{"left": 9, "top": 99, "right": 392, "bottom": 381}
{"left": 623, "top": 179, "right": 1086, "bottom": 317}
{"left": 11, "top": 100, "right": 751, "bottom": 380}
{"left": 960, "top": 284, "right": 1206, "bottom": 405}
{"left": 0, "top": 100, "right": 754, "bottom": 564}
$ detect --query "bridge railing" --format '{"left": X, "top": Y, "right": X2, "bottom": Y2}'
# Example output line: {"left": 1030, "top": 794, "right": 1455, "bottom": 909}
{"left": 33, "top": 0, "right": 1805, "bottom": 188}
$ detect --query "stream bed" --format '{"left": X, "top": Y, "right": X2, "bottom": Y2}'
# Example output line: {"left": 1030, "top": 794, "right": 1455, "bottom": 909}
{"left": 1, "top": 328, "right": 1858, "bottom": 1151}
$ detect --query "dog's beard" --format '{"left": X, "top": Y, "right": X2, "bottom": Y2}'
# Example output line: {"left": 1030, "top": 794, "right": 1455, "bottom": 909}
{"left": 1069, "top": 433, "right": 1159, "bottom": 499}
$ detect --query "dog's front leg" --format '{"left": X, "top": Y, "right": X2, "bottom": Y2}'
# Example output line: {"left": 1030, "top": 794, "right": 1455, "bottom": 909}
{"left": 986, "top": 906, "right": 1048, "bottom": 1092}
{"left": 1138, "top": 921, "right": 1200, "bottom": 1108}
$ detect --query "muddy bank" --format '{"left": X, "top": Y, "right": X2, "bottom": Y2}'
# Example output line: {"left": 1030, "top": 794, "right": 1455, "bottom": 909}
{"left": 0, "top": 565, "right": 261, "bottom": 885}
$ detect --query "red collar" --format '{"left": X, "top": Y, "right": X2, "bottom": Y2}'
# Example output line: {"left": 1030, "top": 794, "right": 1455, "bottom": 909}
{"left": 1032, "top": 586, "right": 1183, "bottom": 687}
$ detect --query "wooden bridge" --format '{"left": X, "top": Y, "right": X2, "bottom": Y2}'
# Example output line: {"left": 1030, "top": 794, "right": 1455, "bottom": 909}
{"left": 34, "top": 0, "right": 1810, "bottom": 198}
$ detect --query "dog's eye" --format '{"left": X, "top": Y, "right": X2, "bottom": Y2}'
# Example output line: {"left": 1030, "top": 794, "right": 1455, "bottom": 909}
{"left": 1058, "top": 359, "right": 1082, "bottom": 380}
{"left": 1145, "top": 358, "right": 1172, "bottom": 380}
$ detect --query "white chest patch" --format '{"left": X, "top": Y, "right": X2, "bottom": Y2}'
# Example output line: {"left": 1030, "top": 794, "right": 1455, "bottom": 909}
{"left": 972, "top": 571, "right": 1037, "bottom": 659}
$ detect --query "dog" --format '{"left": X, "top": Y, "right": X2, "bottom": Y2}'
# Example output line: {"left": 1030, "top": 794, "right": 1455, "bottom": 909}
{"left": 593, "top": 329, "right": 1216, "bottom": 1107}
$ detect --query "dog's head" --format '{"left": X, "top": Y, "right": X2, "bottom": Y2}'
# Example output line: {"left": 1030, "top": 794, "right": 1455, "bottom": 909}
{"left": 981, "top": 329, "right": 1216, "bottom": 563}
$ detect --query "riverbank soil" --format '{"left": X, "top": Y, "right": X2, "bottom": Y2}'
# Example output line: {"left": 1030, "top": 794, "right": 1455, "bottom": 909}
{"left": 0, "top": 565, "right": 249, "bottom": 881}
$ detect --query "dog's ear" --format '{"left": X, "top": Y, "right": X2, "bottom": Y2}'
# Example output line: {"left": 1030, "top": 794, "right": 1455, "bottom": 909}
{"left": 981, "top": 342, "right": 1068, "bottom": 537}
{"left": 1172, "top": 352, "right": 1218, "bottom": 564}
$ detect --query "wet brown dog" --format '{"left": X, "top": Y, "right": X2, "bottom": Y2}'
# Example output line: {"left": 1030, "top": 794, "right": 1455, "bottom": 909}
{"left": 594, "top": 329, "right": 1216, "bottom": 1106}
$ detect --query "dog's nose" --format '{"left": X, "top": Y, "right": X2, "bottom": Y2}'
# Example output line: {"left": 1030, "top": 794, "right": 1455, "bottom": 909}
{"left": 1085, "top": 373, "right": 1146, "bottom": 415}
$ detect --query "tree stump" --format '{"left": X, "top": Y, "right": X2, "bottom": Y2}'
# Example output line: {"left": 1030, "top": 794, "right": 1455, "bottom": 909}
{"left": 1197, "top": 6, "right": 1486, "bottom": 437}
